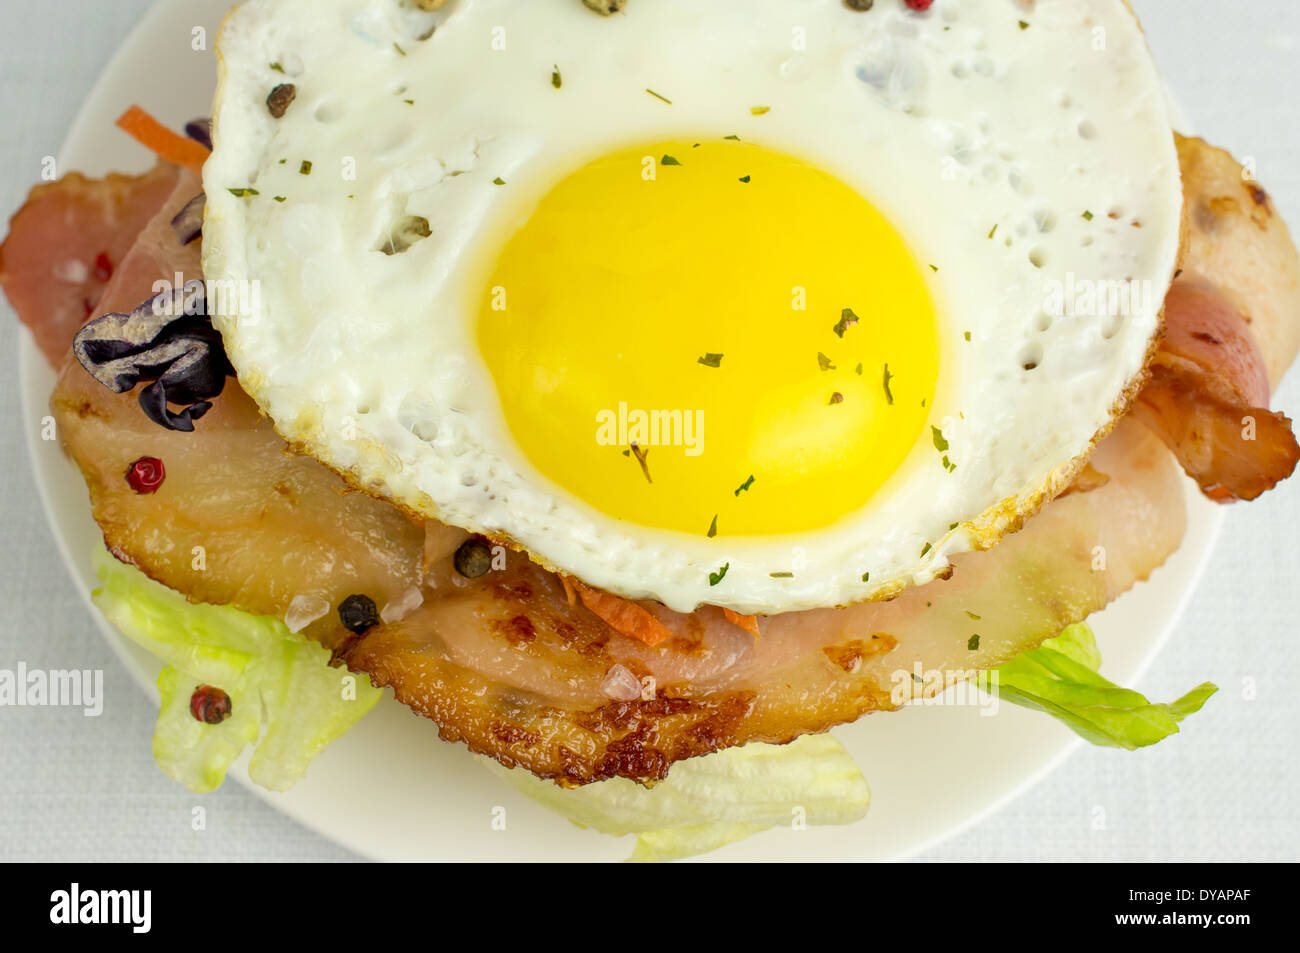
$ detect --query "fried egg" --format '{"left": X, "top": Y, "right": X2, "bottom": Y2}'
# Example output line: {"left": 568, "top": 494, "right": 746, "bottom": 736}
{"left": 204, "top": 0, "right": 1182, "bottom": 614}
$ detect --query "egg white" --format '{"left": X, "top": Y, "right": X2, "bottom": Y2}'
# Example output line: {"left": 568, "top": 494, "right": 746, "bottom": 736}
{"left": 204, "top": 0, "right": 1182, "bottom": 614}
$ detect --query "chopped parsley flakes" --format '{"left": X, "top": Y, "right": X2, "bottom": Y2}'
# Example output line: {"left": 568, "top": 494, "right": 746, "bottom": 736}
{"left": 709, "top": 563, "right": 730, "bottom": 586}
{"left": 734, "top": 474, "right": 755, "bottom": 496}
{"left": 628, "top": 442, "right": 652, "bottom": 483}
{"left": 697, "top": 352, "right": 723, "bottom": 367}
{"left": 833, "top": 307, "right": 860, "bottom": 338}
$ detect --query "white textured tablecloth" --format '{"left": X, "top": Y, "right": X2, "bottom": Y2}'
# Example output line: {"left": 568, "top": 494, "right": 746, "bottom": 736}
{"left": 2, "top": 0, "right": 1298, "bottom": 862}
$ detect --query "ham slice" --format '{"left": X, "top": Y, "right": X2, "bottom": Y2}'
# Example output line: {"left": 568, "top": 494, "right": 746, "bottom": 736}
{"left": 0, "top": 162, "right": 180, "bottom": 366}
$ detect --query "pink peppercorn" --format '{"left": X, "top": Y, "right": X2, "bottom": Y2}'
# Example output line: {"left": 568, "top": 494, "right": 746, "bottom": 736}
{"left": 125, "top": 456, "right": 166, "bottom": 494}
{"left": 190, "top": 685, "right": 232, "bottom": 724}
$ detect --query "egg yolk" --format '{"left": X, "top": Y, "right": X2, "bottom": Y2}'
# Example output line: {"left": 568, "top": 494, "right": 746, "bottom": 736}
{"left": 477, "top": 138, "right": 939, "bottom": 537}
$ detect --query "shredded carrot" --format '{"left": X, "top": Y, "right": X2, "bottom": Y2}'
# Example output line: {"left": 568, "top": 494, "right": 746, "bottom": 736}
{"left": 115, "top": 105, "right": 209, "bottom": 175}
{"left": 722, "top": 608, "right": 761, "bottom": 638}
{"left": 568, "top": 579, "right": 674, "bottom": 647}
{"left": 558, "top": 575, "right": 578, "bottom": 607}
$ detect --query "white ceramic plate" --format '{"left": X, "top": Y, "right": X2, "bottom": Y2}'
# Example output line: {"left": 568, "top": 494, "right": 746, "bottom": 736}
{"left": 18, "top": 0, "right": 1221, "bottom": 862}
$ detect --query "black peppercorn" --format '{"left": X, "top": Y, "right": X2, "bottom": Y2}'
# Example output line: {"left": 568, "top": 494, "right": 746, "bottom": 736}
{"left": 338, "top": 594, "right": 380, "bottom": 634}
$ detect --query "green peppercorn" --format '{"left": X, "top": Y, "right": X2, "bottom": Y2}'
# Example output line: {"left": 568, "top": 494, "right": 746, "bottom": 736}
{"left": 583, "top": 0, "right": 627, "bottom": 15}
{"left": 454, "top": 537, "right": 494, "bottom": 578}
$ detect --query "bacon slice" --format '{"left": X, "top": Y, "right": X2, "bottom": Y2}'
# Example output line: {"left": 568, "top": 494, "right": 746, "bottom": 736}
{"left": 0, "top": 162, "right": 180, "bottom": 366}
{"left": 1134, "top": 274, "right": 1300, "bottom": 501}
{"left": 342, "top": 419, "right": 1184, "bottom": 784}
{"left": 1174, "top": 135, "right": 1300, "bottom": 390}
{"left": 23, "top": 169, "right": 422, "bottom": 650}
{"left": 1132, "top": 135, "right": 1300, "bottom": 501}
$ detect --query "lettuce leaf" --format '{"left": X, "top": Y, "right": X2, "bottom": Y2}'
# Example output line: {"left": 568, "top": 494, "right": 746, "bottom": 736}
{"left": 482, "top": 732, "right": 870, "bottom": 862}
{"left": 92, "top": 547, "right": 381, "bottom": 792}
{"left": 989, "top": 623, "right": 1218, "bottom": 750}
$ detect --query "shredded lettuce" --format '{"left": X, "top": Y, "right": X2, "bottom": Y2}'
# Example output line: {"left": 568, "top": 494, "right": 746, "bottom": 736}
{"left": 989, "top": 623, "right": 1218, "bottom": 749}
{"left": 482, "top": 732, "right": 870, "bottom": 862}
{"left": 92, "top": 547, "right": 381, "bottom": 793}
